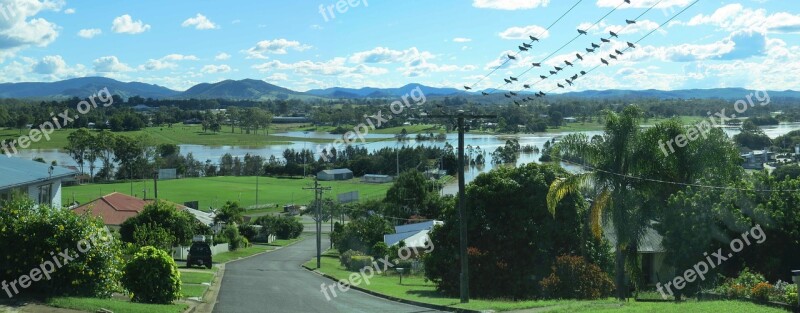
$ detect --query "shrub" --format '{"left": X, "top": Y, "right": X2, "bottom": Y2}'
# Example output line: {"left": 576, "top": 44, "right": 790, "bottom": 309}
{"left": 120, "top": 201, "right": 196, "bottom": 248}
{"left": 726, "top": 283, "right": 749, "bottom": 298}
{"left": 540, "top": 255, "right": 614, "bottom": 300}
{"left": 340, "top": 250, "right": 364, "bottom": 269}
{"left": 733, "top": 268, "right": 766, "bottom": 290}
{"left": 784, "top": 284, "right": 798, "bottom": 306}
{"left": 751, "top": 282, "right": 772, "bottom": 302}
{"left": 348, "top": 256, "right": 374, "bottom": 271}
{"left": 0, "top": 198, "right": 122, "bottom": 298}
{"left": 371, "top": 241, "right": 390, "bottom": 259}
{"left": 222, "top": 224, "right": 245, "bottom": 251}
{"left": 254, "top": 215, "right": 304, "bottom": 239}
{"left": 238, "top": 224, "right": 258, "bottom": 242}
{"left": 122, "top": 246, "right": 181, "bottom": 304}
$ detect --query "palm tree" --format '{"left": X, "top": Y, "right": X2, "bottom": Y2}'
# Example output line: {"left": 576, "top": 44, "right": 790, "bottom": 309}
{"left": 546, "top": 106, "right": 651, "bottom": 300}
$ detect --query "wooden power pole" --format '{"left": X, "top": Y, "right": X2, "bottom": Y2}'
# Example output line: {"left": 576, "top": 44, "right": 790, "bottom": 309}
{"left": 304, "top": 179, "right": 331, "bottom": 268}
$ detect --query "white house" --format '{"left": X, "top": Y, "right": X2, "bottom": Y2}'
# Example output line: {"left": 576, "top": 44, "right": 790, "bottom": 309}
{"left": 384, "top": 220, "right": 443, "bottom": 250}
{"left": 0, "top": 157, "right": 78, "bottom": 208}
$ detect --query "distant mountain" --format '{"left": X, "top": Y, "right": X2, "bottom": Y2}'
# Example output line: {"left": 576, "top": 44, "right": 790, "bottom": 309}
{"left": 307, "top": 83, "right": 463, "bottom": 98}
{"left": 0, "top": 77, "right": 179, "bottom": 99}
{"left": 557, "top": 88, "right": 800, "bottom": 100}
{"left": 179, "top": 79, "right": 315, "bottom": 100}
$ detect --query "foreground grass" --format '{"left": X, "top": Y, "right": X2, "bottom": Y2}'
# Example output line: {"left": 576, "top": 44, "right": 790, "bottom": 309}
{"left": 180, "top": 285, "right": 208, "bottom": 299}
{"left": 212, "top": 243, "right": 274, "bottom": 264}
{"left": 46, "top": 297, "right": 187, "bottom": 313}
{"left": 64, "top": 176, "right": 392, "bottom": 210}
{"left": 179, "top": 271, "right": 215, "bottom": 285}
{"left": 306, "top": 250, "right": 786, "bottom": 312}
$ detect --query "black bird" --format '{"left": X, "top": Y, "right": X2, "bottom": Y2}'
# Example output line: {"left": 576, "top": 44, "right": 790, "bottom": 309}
{"left": 609, "top": 54, "right": 617, "bottom": 60}
{"left": 586, "top": 48, "right": 595, "bottom": 53}
{"left": 535, "top": 93, "right": 542, "bottom": 97}
{"left": 576, "top": 53, "right": 583, "bottom": 60}
{"left": 580, "top": 71, "right": 587, "bottom": 75}
{"left": 504, "top": 94, "right": 511, "bottom": 98}
{"left": 510, "top": 76, "right": 518, "bottom": 81}
{"left": 510, "top": 92, "right": 518, "bottom": 96}
{"left": 532, "top": 62, "right": 541, "bottom": 67}
{"left": 566, "top": 79, "right": 573, "bottom": 86}
{"left": 523, "top": 84, "right": 531, "bottom": 89}
{"left": 592, "top": 43, "right": 600, "bottom": 48}
{"left": 627, "top": 42, "right": 636, "bottom": 48}
{"left": 625, "top": 0, "right": 630, "bottom": 3}
{"left": 555, "top": 66, "right": 563, "bottom": 71}
{"left": 523, "top": 43, "right": 533, "bottom": 48}
{"left": 549, "top": 70, "right": 557, "bottom": 75}
{"left": 578, "top": 29, "right": 588, "bottom": 35}
{"left": 522, "top": 98, "right": 528, "bottom": 102}
{"left": 609, "top": 31, "right": 618, "bottom": 38}
{"left": 482, "top": 92, "right": 489, "bottom": 96}
{"left": 463, "top": 86, "right": 472, "bottom": 90}
{"left": 565, "top": 60, "right": 574, "bottom": 67}
{"left": 626, "top": 19, "right": 636, "bottom": 24}
{"left": 540, "top": 75, "right": 547, "bottom": 79}
{"left": 519, "top": 45, "right": 529, "bottom": 52}
{"left": 504, "top": 78, "right": 512, "bottom": 84}
{"left": 615, "top": 49, "right": 624, "bottom": 55}
{"left": 601, "top": 38, "right": 611, "bottom": 43}
{"left": 508, "top": 54, "right": 517, "bottom": 60}
{"left": 514, "top": 101, "right": 521, "bottom": 106}
{"left": 571, "top": 74, "right": 579, "bottom": 80}
{"left": 529, "top": 35, "right": 539, "bottom": 42}
{"left": 539, "top": 91, "right": 546, "bottom": 96}
{"left": 527, "top": 97, "right": 535, "bottom": 101}
{"left": 557, "top": 83, "right": 565, "bottom": 88}
{"left": 601, "top": 58, "right": 609, "bottom": 65}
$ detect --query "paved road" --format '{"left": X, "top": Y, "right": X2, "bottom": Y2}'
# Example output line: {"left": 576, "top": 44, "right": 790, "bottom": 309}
{"left": 213, "top": 228, "right": 440, "bottom": 313}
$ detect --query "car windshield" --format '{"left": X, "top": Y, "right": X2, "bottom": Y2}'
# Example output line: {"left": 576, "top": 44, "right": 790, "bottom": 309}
{"left": 190, "top": 244, "right": 210, "bottom": 254}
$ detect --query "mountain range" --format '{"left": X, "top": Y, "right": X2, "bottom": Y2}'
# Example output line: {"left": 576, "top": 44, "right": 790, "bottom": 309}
{"left": 0, "top": 77, "right": 798, "bottom": 101}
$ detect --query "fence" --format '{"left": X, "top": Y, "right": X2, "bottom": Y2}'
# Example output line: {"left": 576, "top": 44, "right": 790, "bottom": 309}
{"left": 172, "top": 243, "right": 229, "bottom": 260}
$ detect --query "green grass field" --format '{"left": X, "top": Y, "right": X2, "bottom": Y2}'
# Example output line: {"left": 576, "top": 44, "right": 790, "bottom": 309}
{"left": 305, "top": 250, "right": 786, "bottom": 312}
{"left": 46, "top": 297, "right": 188, "bottom": 313}
{"left": 63, "top": 176, "right": 392, "bottom": 210}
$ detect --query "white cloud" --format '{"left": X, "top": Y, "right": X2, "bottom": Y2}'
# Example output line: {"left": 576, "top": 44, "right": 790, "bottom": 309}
{"left": 348, "top": 47, "right": 411, "bottom": 64}
{"left": 453, "top": 37, "right": 472, "bottom": 43}
{"left": 215, "top": 52, "right": 231, "bottom": 60}
{"left": 63, "top": 8, "right": 75, "bottom": 14}
{"left": 253, "top": 57, "right": 387, "bottom": 77}
{"left": 244, "top": 39, "right": 312, "bottom": 59}
{"left": 687, "top": 4, "right": 800, "bottom": 34}
{"left": 498, "top": 25, "right": 550, "bottom": 40}
{"left": 0, "top": 0, "right": 62, "bottom": 61}
{"left": 473, "top": 0, "right": 549, "bottom": 10}
{"left": 138, "top": 54, "right": 199, "bottom": 71}
{"left": 33, "top": 55, "right": 66, "bottom": 74}
{"left": 201, "top": 64, "right": 231, "bottom": 73}
{"left": 604, "top": 20, "right": 660, "bottom": 35}
{"left": 265, "top": 73, "right": 288, "bottom": 81}
{"left": 93, "top": 56, "right": 132, "bottom": 72}
{"left": 77, "top": 28, "right": 101, "bottom": 39}
{"left": 182, "top": 13, "right": 219, "bottom": 30}
{"left": 596, "top": 0, "right": 691, "bottom": 9}
{"left": 112, "top": 14, "right": 150, "bottom": 34}
{"left": 162, "top": 54, "right": 199, "bottom": 61}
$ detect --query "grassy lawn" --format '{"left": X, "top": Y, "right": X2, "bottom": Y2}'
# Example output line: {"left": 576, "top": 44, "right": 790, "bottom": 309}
{"left": 212, "top": 243, "right": 274, "bottom": 264}
{"left": 46, "top": 297, "right": 187, "bottom": 313}
{"left": 306, "top": 250, "right": 787, "bottom": 312}
{"left": 180, "top": 284, "right": 208, "bottom": 299}
{"left": 179, "top": 271, "right": 215, "bottom": 284}
{"left": 267, "top": 236, "right": 306, "bottom": 247}
{"left": 63, "top": 176, "right": 392, "bottom": 210}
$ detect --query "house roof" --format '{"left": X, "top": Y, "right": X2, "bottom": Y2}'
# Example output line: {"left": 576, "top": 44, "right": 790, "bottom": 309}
{"left": 320, "top": 169, "right": 352, "bottom": 175}
{"left": 394, "top": 220, "right": 442, "bottom": 234}
{"left": 384, "top": 229, "right": 431, "bottom": 248}
{"left": 71, "top": 192, "right": 193, "bottom": 226}
{"left": 0, "top": 157, "right": 78, "bottom": 190}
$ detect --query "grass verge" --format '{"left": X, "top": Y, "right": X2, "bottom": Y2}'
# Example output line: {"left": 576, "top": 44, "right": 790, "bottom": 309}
{"left": 46, "top": 297, "right": 187, "bottom": 313}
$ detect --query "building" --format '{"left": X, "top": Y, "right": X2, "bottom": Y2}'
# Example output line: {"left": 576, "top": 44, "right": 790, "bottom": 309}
{"left": 741, "top": 149, "right": 774, "bottom": 170}
{"left": 0, "top": 157, "right": 78, "bottom": 208}
{"left": 384, "top": 220, "right": 443, "bottom": 252}
{"left": 317, "top": 169, "right": 353, "bottom": 181}
{"left": 71, "top": 192, "right": 215, "bottom": 228}
{"left": 361, "top": 174, "right": 393, "bottom": 183}
{"left": 272, "top": 116, "right": 310, "bottom": 123}
{"left": 604, "top": 222, "right": 673, "bottom": 287}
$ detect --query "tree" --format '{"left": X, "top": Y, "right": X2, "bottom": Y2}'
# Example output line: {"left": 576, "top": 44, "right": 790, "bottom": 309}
{"left": 120, "top": 201, "right": 196, "bottom": 248}
{"left": 330, "top": 215, "right": 391, "bottom": 254}
{"left": 384, "top": 170, "right": 443, "bottom": 219}
{"left": 94, "top": 130, "right": 116, "bottom": 181}
{"left": 215, "top": 201, "right": 245, "bottom": 225}
{"left": 65, "top": 128, "right": 93, "bottom": 176}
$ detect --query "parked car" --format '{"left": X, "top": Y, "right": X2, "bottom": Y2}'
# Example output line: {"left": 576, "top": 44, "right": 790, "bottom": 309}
{"left": 187, "top": 241, "right": 213, "bottom": 268}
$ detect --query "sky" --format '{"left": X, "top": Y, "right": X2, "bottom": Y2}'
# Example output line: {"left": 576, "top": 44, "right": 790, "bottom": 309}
{"left": 0, "top": 0, "right": 797, "bottom": 93}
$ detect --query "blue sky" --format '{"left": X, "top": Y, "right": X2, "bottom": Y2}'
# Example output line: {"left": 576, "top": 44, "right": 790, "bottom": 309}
{"left": 0, "top": 0, "right": 797, "bottom": 92}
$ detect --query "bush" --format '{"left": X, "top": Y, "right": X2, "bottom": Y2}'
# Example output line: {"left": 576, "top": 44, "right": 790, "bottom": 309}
{"left": 254, "top": 215, "right": 304, "bottom": 240}
{"left": 371, "top": 241, "right": 390, "bottom": 259}
{"left": 348, "top": 256, "right": 374, "bottom": 271}
{"left": 120, "top": 201, "right": 196, "bottom": 248}
{"left": 222, "top": 224, "right": 246, "bottom": 251}
{"left": 0, "top": 198, "right": 122, "bottom": 298}
{"left": 540, "top": 255, "right": 614, "bottom": 300}
{"left": 751, "top": 282, "right": 772, "bottom": 302}
{"left": 121, "top": 246, "right": 181, "bottom": 304}
{"left": 784, "top": 284, "right": 798, "bottom": 306}
{"left": 238, "top": 224, "right": 258, "bottom": 242}
{"left": 716, "top": 268, "right": 766, "bottom": 299}
{"left": 340, "top": 250, "right": 364, "bottom": 269}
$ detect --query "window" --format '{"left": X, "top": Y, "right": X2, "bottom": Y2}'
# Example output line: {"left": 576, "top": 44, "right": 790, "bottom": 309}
{"left": 38, "top": 184, "right": 52, "bottom": 206}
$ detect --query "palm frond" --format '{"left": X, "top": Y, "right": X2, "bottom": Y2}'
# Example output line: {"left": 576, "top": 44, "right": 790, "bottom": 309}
{"left": 546, "top": 173, "right": 589, "bottom": 217}
{"left": 590, "top": 188, "right": 611, "bottom": 239}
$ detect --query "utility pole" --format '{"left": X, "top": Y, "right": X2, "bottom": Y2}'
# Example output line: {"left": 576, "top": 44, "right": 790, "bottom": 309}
{"left": 304, "top": 179, "right": 331, "bottom": 268}
{"left": 427, "top": 110, "right": 495, "bottom": 304}
{"left": 256, "top": 175, "right": 259, "bottom": 207}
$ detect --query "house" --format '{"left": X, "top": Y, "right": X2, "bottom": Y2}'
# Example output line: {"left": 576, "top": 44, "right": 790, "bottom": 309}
{"left": 741, "top": 149, "right": 774, "bottom": 170}
{"left": 384, "top": 220, "right": 443, "bottom": 252}
{"left": 604, "top": 222, "right": 673, "bottom": 287}
{"left": 71, "top": 192, "right": 215, "bottom": 229}
{"left": 361, "top": 174, "right": 393, "bottom": 183}
{"left": 272, "top": 116, "right": 310, "bottom": 123}
{"left": 317, "top": 169, "right": 353, "bottom": 181}
{"left": 0, "top": 157, "right": 78, "bottom": 208}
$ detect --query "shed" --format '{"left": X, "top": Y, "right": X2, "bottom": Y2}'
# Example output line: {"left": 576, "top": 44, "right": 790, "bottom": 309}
{"left": 361, "top": 174, "right": 393, "bottom": 183}
{"left": 317, "top": 169, "right": 353, "bottom": 181}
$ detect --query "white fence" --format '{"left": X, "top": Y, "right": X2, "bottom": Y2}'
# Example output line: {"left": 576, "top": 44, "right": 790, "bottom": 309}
{"left": 172, "top": 243, "right": 229, "bottom": 260}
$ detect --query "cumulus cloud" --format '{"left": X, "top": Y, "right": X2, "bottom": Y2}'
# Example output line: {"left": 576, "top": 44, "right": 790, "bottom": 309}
{"left": 687, "top": 4, "right": 800, "bottom": 34}
{"left": 498, "top": 25, "right": 550, "bottom": 40}
{"left": 111, "top": 14, "right": 150, "bottom": 34}
{"left": 77, "top": 28, "right": 101, "bottom": 39}
{"left": 473, "top": 0, "right": 549, "bottom": 10}
{"left": 63, "top": 8, "right": 74, "bottom": 14}
{"left": 215, "top": 52, "right": 231, "bottom": 60}
{"left": 201, "top": 64, "right": 231, "bottom": 73}
{"left": 244, "top": 39, "right": 312, "bottom": 59}
{"left": 138, "top": 54, "right": 199, "bottom": 71}
{"left": 93, "top": 56, "right": 132, "bottom": 72}
{"left": 253, "top": 57, "right": 387, "bottom": 78}
{"left": 182, "top": 13, "right": 219, "bottom": 30}
{"left": 0, "top": 0, "right": 62, "bottom": 61}
{"left": 453, "top": 37, "right": 472, "bottom": 42}
{"left": 33, "top": 55, "right": 65, "bottom": 74}
{"left": 596, "top": 0, "right": 691, "bottom": 9}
